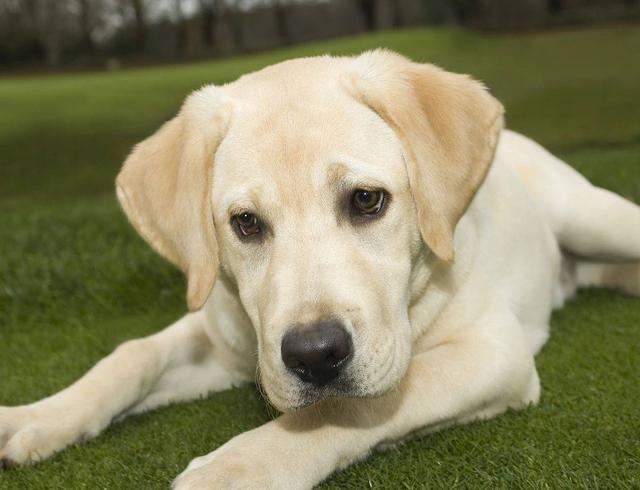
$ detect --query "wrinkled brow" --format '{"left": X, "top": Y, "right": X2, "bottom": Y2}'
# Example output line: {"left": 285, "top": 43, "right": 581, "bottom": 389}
{"left": 217, "top": 181, "right": 286, "bottom": 222}
{"left": 218, "top": 189, "right": 263, "bottom": 218}
{"left": 320, "top": 158, "right": 392, "bottom": 191}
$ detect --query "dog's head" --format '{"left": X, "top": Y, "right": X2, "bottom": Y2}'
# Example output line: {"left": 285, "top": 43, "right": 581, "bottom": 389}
{"left": 116, "top": 51, "right": 503, "bottom": 411}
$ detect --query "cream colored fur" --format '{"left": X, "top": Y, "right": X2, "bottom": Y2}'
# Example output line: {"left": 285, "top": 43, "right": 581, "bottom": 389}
{"left": 2, "top": 50, "right": 639, "bottom": 489}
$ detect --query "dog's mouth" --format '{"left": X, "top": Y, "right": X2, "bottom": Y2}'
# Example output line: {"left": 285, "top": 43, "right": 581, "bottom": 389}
{"left": 259, "top": 373, "right": 357, "bottom": 412}
{"left": 261, "top": 365, "right": 407, "bottom": 412}
{"left": 293, "top": 375, "right": 359, "bottom": 409}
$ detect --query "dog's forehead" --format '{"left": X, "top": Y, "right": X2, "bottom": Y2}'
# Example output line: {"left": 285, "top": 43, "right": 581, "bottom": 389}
{"left": 212, "top": 60, "right": 406, "bottom": 206}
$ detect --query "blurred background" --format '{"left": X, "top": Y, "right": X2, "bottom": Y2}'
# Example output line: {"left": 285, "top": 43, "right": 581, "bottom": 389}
{"left": 1, "top": 2, "right": 640, "bottom": 489}
{"left": 1, "top": 0, "right": 639, "bottom": 70}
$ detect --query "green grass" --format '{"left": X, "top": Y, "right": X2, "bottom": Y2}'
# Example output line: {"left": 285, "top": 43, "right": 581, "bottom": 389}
{"left": 1, "top": 25, "right": 639, "bottom": 488}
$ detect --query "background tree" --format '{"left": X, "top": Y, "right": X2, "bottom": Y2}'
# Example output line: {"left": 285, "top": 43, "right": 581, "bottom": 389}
{"left": 129, "top": 0, "right": 147, "bottom": 53}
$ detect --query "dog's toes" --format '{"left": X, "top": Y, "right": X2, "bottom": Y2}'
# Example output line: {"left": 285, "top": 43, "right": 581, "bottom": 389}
{"left": 0, "top": 431, "right": 30, "bottom": 468}
{"left": 0, "top": 405, "right": 89, "bottom": 467}
{"left": 0, "top": 444, "right": 18, "bottom": 470}
{"left": 0, "top": 452, "right": 18, "bottom": 470}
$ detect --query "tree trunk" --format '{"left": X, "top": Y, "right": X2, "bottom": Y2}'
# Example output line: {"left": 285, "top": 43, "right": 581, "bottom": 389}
{"left": 28, "top": 0, "right": 62, "bottom": 66}
{"left": 373, "top": 0, "right": 397, "bottom": 29}
{"left": 131, "top": 0, "right": 146, "bottom": 53}
{"left": 273, "top": 1, "right": 292, "bottom": 44}
{"left": 227, "top": 1, "right": 245, "bottom": 52}
{"left": 211, "top": 0, "right": 236, "bottom": 55}
{"left": 174, "top": 0, "right": 186, "bottom": 55}
{"left": 78, "top": 0, "right": 95, "bottom": 53}
{"left": 357, "top": 0, "right": 376, "bottom": 30}
{"left": 199, "top": 0, "right": 215, "bottom": 47}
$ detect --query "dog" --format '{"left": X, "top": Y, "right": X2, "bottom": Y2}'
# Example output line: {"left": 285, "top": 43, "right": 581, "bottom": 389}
{"left": 1, "top": 50, "right": 639, "bottom": 489}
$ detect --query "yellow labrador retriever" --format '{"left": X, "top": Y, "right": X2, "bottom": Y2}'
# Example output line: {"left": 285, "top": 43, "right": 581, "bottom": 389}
{"left": 2, "top": 50, "right": 640, "bottom": 488}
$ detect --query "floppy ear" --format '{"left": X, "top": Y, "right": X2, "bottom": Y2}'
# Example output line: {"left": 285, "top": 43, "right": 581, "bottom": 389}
{"left": 345, "top": 50, "right": 504, "bottom": 262}
{"left": 116, "top": 86, "right": 231, "bottom": 311}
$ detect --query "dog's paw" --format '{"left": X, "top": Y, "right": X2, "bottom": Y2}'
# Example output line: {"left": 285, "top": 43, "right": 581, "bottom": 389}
{"left": 173, "top": 441, "right": 275, "bottom": 489}
{"left": 172, "top": 426, "right": 304, "bottom": 490}
{"left": 0, "top": 404, "right": 95, "bottom": 468}
{"left": 173, "top": 458, "right": 272, "bottom": 490}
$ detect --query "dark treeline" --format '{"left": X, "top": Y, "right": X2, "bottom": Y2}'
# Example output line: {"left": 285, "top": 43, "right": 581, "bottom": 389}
{"left": 1, "top": 0, "right": 638, "bottom": 70}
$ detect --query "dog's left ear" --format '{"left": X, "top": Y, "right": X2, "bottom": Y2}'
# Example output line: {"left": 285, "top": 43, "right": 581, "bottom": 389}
{"left": 345, "top": 50, "right": 504, "bottom": 262}
{"left": 116, "top": 86, "right": 231, "bottom": 311}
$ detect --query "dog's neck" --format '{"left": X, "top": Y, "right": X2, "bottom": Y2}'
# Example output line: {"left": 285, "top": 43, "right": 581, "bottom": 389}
{"left": 408, "top": 209, "right": 479, "bottom": 342}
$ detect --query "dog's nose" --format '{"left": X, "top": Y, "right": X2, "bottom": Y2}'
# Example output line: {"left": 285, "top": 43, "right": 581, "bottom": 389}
{"left": 281, "top": 320, "right": 352, "bottom": 385}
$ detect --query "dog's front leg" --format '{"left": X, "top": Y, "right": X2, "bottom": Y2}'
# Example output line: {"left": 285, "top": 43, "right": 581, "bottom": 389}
{"left": 174, "top": 322, "right": 541, "bottom": 489}
{"left": 0, "top": 312, "right": 249, "bottom": 467}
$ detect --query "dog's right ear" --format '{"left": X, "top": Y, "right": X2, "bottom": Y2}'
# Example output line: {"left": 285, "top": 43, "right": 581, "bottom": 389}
{"left": 116, "top": 86, "right": 231, "bottom": 311}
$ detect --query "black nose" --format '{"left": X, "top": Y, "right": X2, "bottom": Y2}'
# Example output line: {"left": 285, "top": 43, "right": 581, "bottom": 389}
{"left": 281, "top": 320, "right": 352, "bottom": 386}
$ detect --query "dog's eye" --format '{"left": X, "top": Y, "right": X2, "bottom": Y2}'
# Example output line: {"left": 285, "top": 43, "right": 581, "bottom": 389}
{"left": 351, "top": 189, "right": 386, "bottom": 216}
{"left": 232, "top": 212, "right": 262, "bottom": 239}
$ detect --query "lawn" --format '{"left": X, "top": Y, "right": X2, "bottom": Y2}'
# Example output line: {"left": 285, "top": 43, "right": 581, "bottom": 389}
{"left": 1, "top": 24, "right": 639, "bottom": 489}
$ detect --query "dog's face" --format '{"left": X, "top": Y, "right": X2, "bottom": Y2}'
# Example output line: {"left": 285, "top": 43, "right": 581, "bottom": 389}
{"left": 116, "top": 51, "right": 504, "bottom": 411}
{"left": 212, "top": 84, "right": 420, "bottom": 409}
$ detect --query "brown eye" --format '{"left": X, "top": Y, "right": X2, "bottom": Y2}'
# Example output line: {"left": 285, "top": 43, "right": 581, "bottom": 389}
{"left": 233, "top": 212, "right": 262, "bottom": 238}
{"left": 351, "top": 189, "right": 385, "bottom": 215}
